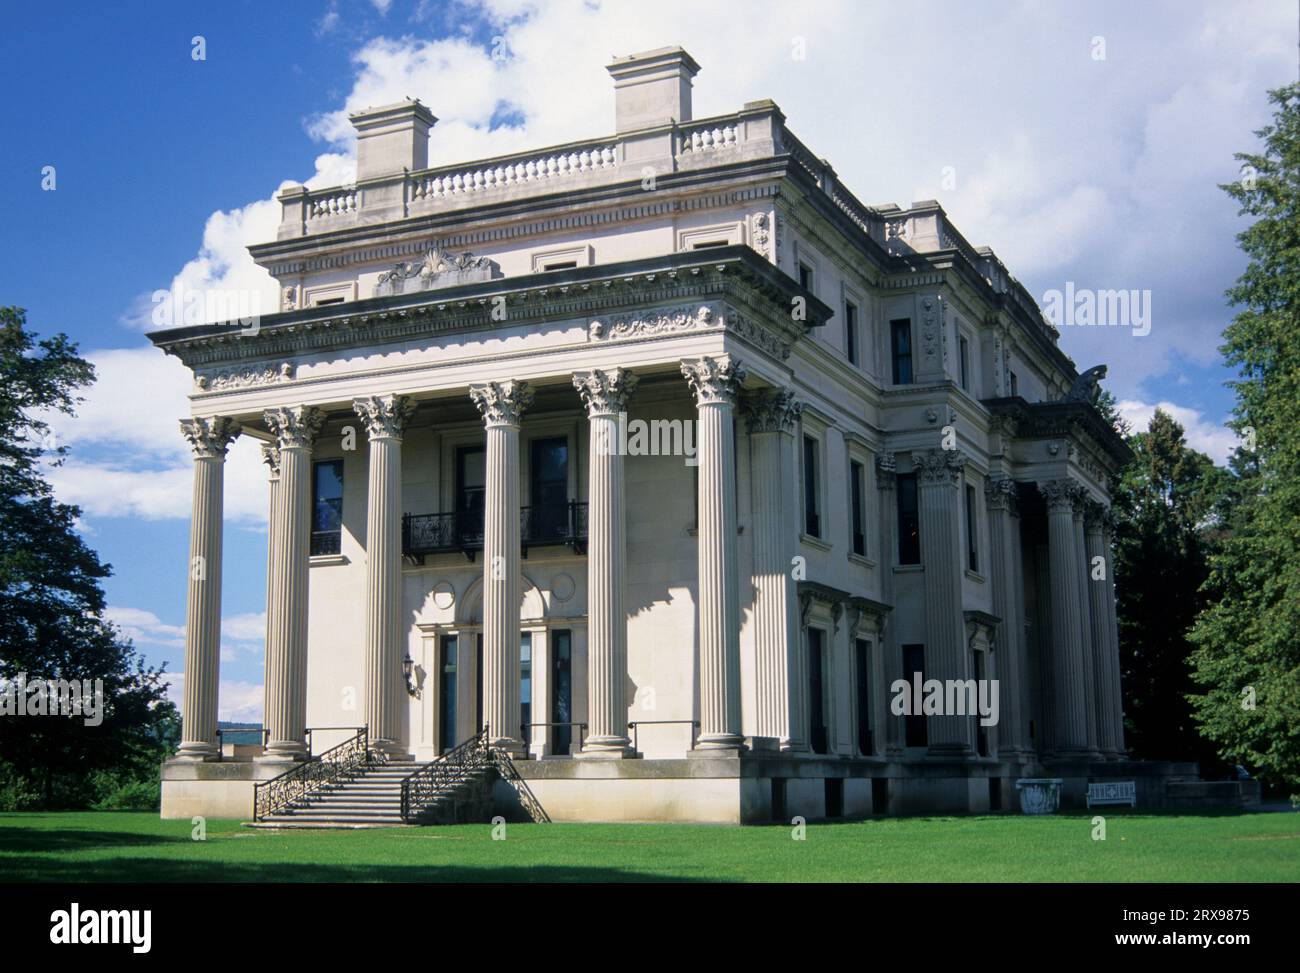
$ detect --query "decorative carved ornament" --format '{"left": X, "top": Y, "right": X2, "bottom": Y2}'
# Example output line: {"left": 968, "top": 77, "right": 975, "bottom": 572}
{"left": 983, "top": 476, "right": 1019, "bottom": 515}
{"left": 915, "top": 447, "right": 966, "bottom": 484}
{"left": 179, "top": 416, "right": 241, "bottom": 459}
{"left": 375, "top": 242, "right": 498, "bottom": 295}
{"left": 572, "top": 368, "right": 638, "bottom": 417}
{"left": 469, "top": 380, "right": 534, "bottom": 427}
{"left": 742, "top": 387, "right": 801, "bottom": 433}
{"left": 263, "top": 405, "right": 325, "bottom": 450}
{"left": 587, "top": 303, "right": 792, "bottom": 360}
{"left": 680, "top": 356, "right": 747, "bottom": 407}
{"left": 261, "top": 443, "right": 281, "bottom": 478}
{"left": 353, "top": 394, "right": 416, "bottom": 441}
{"left": 195, "top": 361, "right": 294, "bottom": 391}
{"left": 1040, "top": 477, "right": 1084, "bottom": 512}
{"left": 750, "top": 212, "right": 771, "bottom": 259}
{"left": 875, "top": 451, "right": 897, "bottom": 489}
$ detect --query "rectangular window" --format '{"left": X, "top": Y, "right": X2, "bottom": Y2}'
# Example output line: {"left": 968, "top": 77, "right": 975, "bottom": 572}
{"left": 311, "top": 459, "right": 344, "bottom": 556}
{"left": 891, "top": 318, "right": 913, "bottom": 385}
{"left": 691, "top": 239, "right": 728, "bottom": 250}
{"left": 552, "top": 630, "right": 573, "bottom": 755}
{"left": 897, "top": 472, "right": 920, "bottom": 565}
{"left": 803, "top": 435, "right": 821, "bottom": 537}
{"left": 438, "top": 635, "right": 458, "bottom": 752}
{"left": 543, "top": 260, "right": 577, "bottom": 271}
{"left": 520, "top": 632, "right": 532, "bottom": 748}
{"left": 903, "top": 644, "right": 927, "bottom": 747}
{"left": 845, "top": 301, "right": 859, "bottom": 366}
{"left": 456, "top": 445, "right": 486, "bottom": 545}
{"left": 959, "top": 335, "right": 970, "bottom": 391}
{"left": 965, "top": 482, "right": 979, "bottom": 573}
{"left": 1009, "top": 370, "right": 1019, "bottom": 397}
{"left": 808, "top": 628, "right": 829, "bottom": 754}
{"left": 855, "top": 638, "right": 873, "bottom": 755}
{"left": 973, "top": 648, "right": 989, "bottom": 757}
{"left": 798, "top": 261, "right": 814, "bottom": 293}
{"left": 529, "top": 436, "right": 569, "bottom": 545}
{"left": 850, "top": 460, "right": 866, "bottom": 556}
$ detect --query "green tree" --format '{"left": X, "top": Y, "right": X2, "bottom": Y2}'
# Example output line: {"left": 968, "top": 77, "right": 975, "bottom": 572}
{"left": 1112, "top": 409, "right": 1229, "bottom": 773}
{"left": 0, "top": 306, "right": 177, "bottom": 807}
{"left": 1189, "top": 83, "right": 1300, "bottom": 796}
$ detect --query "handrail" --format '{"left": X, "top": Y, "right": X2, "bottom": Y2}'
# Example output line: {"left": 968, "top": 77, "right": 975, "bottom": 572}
{"left": 252, "top": 725, "right": 371, "bottom": 821}
{"left": 628, "top": 719, "right": 700, "bottom": 752}
{"left": 214, "top": 727, "right": 268, "bottom": 762}
{"left": 490, "top": 748, "right": 550, "bottom": 824}
{"left": 400, "top": 725, "right": 491, "bottom": 823}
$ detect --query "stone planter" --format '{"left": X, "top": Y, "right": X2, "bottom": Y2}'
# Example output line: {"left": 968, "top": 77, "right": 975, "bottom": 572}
{"left": 1015, "top": 778, "right": 1064, "bottom": 815}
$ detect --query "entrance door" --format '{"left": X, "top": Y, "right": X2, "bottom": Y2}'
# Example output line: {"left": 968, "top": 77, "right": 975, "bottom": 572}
{"left": 809, "top": 628, "right": 829, "bottom": 754}
{"left": 529, "top": 437, "right": 569, "bottom": 543}
{"left": 520, "top": 632, "right": 533, "bottom": 748}
{"left": 552, "top": 630, "right": 573, "bottom": 754}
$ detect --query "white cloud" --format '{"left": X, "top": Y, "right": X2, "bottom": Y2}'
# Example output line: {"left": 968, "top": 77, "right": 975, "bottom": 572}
{"left": 163, "top": 672, "right": 264, "bottom": 724}
{"left": 105, "top": 607, "right": 185, "bottom": 649}
{"left": 1116, "top": 398, "right": 1239, "bottom": 464}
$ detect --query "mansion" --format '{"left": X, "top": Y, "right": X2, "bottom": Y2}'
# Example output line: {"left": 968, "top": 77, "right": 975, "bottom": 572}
{"left": 153, "top": 47, "right": 1147, "bottom": 824}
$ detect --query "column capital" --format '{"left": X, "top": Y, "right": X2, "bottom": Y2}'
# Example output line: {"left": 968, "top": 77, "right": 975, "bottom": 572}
{"left": 572, "top": 368, "right": 637, "bottom": 417}
{"left": 179, "top": 416, "right": 241, "bottom": 459}
{"left": 681, "top": 355, "right": 746, "bottom": 407}
{"left": 1040, "top": 477, "right": 1085, "bottom": 512}
{"left": 264, "top": 405, "right": 326, "bottom": 450}
{"left": 1083, "top": 498, "right": 1110, "bottom": 531}
{"left": 915, "top": 447, "right": 966, "bottom": 485}
{"left": 875, "top": 450, "right": 897, "bottom": 490}
{"left": 353, "top": 394, "right": 416, "bottom": 441}
{"left": 741, "top": 386, "right": 801, "bottom": 433}
{"left": 984, "top": 475, "right": 1020, "bottom": 515}
{"left": 260, "top": 443, "right": 281, "bottom": 479}
{"left": 469, "top": 380, "right": 533, "bottom": 427}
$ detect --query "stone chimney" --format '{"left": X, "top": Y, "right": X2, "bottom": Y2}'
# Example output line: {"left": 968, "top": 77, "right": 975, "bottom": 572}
{"left": 349, "top": 99, "right": 437, "bottom": 181}
{"left": 606, "top": 47, "right": 700, "bottom": 133}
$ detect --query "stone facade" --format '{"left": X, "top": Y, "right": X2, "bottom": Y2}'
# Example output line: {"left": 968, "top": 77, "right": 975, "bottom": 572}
{"left": 151, "top": 47, "right": 1136, "bottom": 823}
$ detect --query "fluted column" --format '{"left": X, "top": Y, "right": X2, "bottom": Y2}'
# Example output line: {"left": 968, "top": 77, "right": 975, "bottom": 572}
{"left": 985, "top": 477, "right": 1028, "bottom": 756}
{"left": 1042, "top": 478, "right": 1090, "bottom": 756}
{"left": 743, "top": 387, "right": 804, "bottom": 750}
{"left": 1101, "top": 511, "right": 1126, "bottom": 756}
{"left": 260, "top": 444, "right": 281, "bottom": 748}
{"left": 355, "top": 395, "right": 416, "bottom": 758}
{"left": 573, "top": 369, "right": 637, "bottom": 757}
{"left": 175, "top": 417, "right": 241, "bottom": 761}
{"left": 876, "top": 452, "right": 904, "bottom": 756}
{"left": 470, "top": 380, "right": 533, "bottom": 755}
{"left": 682, "top": 356, "right": 747, "bottom": 751}
{"left": 1074, "top": 502, "right": 1101, "bottom": 756}
{"left": 915, "top": 448, "right": 973, "bottom": 756}
{"left": 1087, "top": 505, "right": 1124, "bottom": 757}
{"left": 260, "top": 406, "right": 325, "bottom": 762}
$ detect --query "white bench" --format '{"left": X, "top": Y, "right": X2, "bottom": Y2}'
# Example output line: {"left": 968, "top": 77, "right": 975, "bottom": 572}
{"left": 1087, "top": 781, "right": 1136, "bottom": 808}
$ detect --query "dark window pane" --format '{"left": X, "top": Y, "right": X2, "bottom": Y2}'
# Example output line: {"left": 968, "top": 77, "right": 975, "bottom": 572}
{"left": 851, "top": 460, "right": 865, "bottom": 556}
{"left": 552, "top": 630, "right": 572, "bottom": 754}
{"left": 891, "top": 318, "right": 913, "bottom": 385}
{"left": 809, "top": 628, "right": 828, "bottom": 754}
{"left": 903, "top": 644, "right": 927, "bottom": 747}
{"left": 803, "top": 436, "right": 820, "bottom": 537}
{"left": 312, "top": 460, "right": 343, "bottom": 555}
{"left": 897, "top": 472, "right": 920, "bottom": 565}
{"left": 855, "top": 638, "right": 872, "bottom": 755}
{"left": 845, "top": 302, "right": 858, "bottom": 365}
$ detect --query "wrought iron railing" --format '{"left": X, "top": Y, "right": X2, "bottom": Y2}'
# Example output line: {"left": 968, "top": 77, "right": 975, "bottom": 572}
{"left": 490, "top": 748, "right": 550, "bottom": 824}
{"left": 311, "top": 530, "right": 341, "bottom": 556}
{"left": 400, "top": 725, "right": 491, "bottom": 822}
{"left": 404, "top": 502, "right": 588, "bottom": 559}
{"left": 252, "top": 725, "right": 372, "bottom": 821}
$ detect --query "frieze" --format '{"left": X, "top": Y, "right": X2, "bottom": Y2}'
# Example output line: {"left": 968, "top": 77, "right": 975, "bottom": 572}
{"left": 195, "top": 362, "right": 295, "bottom": 391}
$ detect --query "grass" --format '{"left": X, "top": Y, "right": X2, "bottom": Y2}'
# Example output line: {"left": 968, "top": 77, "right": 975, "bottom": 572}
{"left": 1, "top": 810, "right": 1297, "bottom": 882}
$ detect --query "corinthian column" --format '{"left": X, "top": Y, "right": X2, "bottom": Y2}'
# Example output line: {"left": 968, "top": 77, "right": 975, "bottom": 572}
{"left": 260, "top": 405, "right": 325, "bottom": 762}
{"left": 1101, "top": 509, "right": 1126, "bottom": 756}
{"left": 742, "top": 387, "right": 804, "bottom": 750}
{"left": 682, "top": 356, "right": 747, "bottom": 751}
{"left": 1042, "top": 478, "right": 1089, "bottom": 756}
{"left": 1086, "top": 504, "right": 1123, "bottom": 758}
{"left": 915, "top": 448, "right": 973, "bottom": 756}
{"left": 470, "top": 380, "right": 533, "bottom": 756}
{"left": 573, "top": 369, "right": 637, "bottom": 757}
{"left": 175, "top": 417, "right": 241, "bottom": 761}
{"left": 260, "top": 443, "right": 280, "bottom": 750}
{"left": 354, "top": 394, "right": 416, "bottom": 759}
{"left": 985, "top": 476, "right": 1028, "bottom": 756}
{"left": 1074, "top": 500, "right": 1101, "bottom": 757}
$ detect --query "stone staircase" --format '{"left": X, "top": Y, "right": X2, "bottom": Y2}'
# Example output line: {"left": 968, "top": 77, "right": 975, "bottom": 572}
{"left": 251, "top": 760, "right": 495, "bottom": 829}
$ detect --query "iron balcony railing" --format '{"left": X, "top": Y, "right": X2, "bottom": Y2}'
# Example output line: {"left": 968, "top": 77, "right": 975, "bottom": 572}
{"left": 403, "top": 501, "right": 587, "bottom": 560}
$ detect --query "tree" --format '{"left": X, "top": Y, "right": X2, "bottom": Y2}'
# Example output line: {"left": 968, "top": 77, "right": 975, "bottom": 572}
{"left": 0, "top": 306, "right": 177, "bottom": 807}
{"left": 1112, "top": 409, "right": 1229, "bottom": 773}
{"left": 1189, "top": 83, "right": 1300, "bottom": 797}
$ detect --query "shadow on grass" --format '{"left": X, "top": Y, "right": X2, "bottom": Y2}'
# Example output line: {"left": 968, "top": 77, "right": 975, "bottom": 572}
{"left": 0, "top": 826, "right": 180, "bottom": 855}
{"left": 2, "top": 854, "right": 705, "bottom": 883}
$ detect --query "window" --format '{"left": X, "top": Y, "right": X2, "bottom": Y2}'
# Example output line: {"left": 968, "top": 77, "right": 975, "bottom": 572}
{"left": 311, "top": 460, "right": 344, "bottom": 555}
{"left": 845, "top": 301, "right": 859, "bottom": 366}
{"left": 691, "top": 239, "right": 728, "bottom": 250}
{"left": 808, "top": 628, "right": 829, "bottom": 754}
{"left": 438, "top": 635, "right": 458, "bottom": 752}
{"left": 529, "top": 437, "right": 569, "bottom": 545}
{"left": 973, "top": 647, "right": 989, "bottom": 757}
{"left": 850, "top": 460, "right": 866, "bottom": 556}
{"left": 890, "top": 318, "right": 913, "bottom": 385}
{"left": 897, "top": 472, "right": 920, "bottom": 565}
{"left": 803, "top": 435, "right": 821, "bottom": 537}
{"left": 543, "top": 260, "right": 577, "bottom": 271}
{"left": 1009, "top": 371, "right": 1019, "bottom": 397}
{"left": 959, "top": 335, "right": 970, "bottom": 391}
{"left": 798, "top": 262, "right": 814, "bottom": 292}
{"left": 552, "top": 630, "right": 573, "bottom": 755}
{"left": 315, "top": 296, "right": 345, "bottom": 307}
{"left": 965, "top": 482, "right": 979, "bottom": 572}
{"left": 456, "top": 445, "right": 486, "bottom": 544}
{"left": 903, "top": 644, "right": 927, "bottom": 747}
{"left": 855, "top": 638, "right": 873, "bottom": 755}
{"left": 520, "top": 632, "right": 532, "bottom": 748}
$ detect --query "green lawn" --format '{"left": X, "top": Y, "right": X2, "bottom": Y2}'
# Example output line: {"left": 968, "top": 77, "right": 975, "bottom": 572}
{"left": 1, "top": 810, "right": 1297, "bottom": 882}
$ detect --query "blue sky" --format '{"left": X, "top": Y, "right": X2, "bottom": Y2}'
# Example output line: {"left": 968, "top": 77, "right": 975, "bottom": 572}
{"left": 0, "top": 0, "right": 1294, "bottom": 720}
